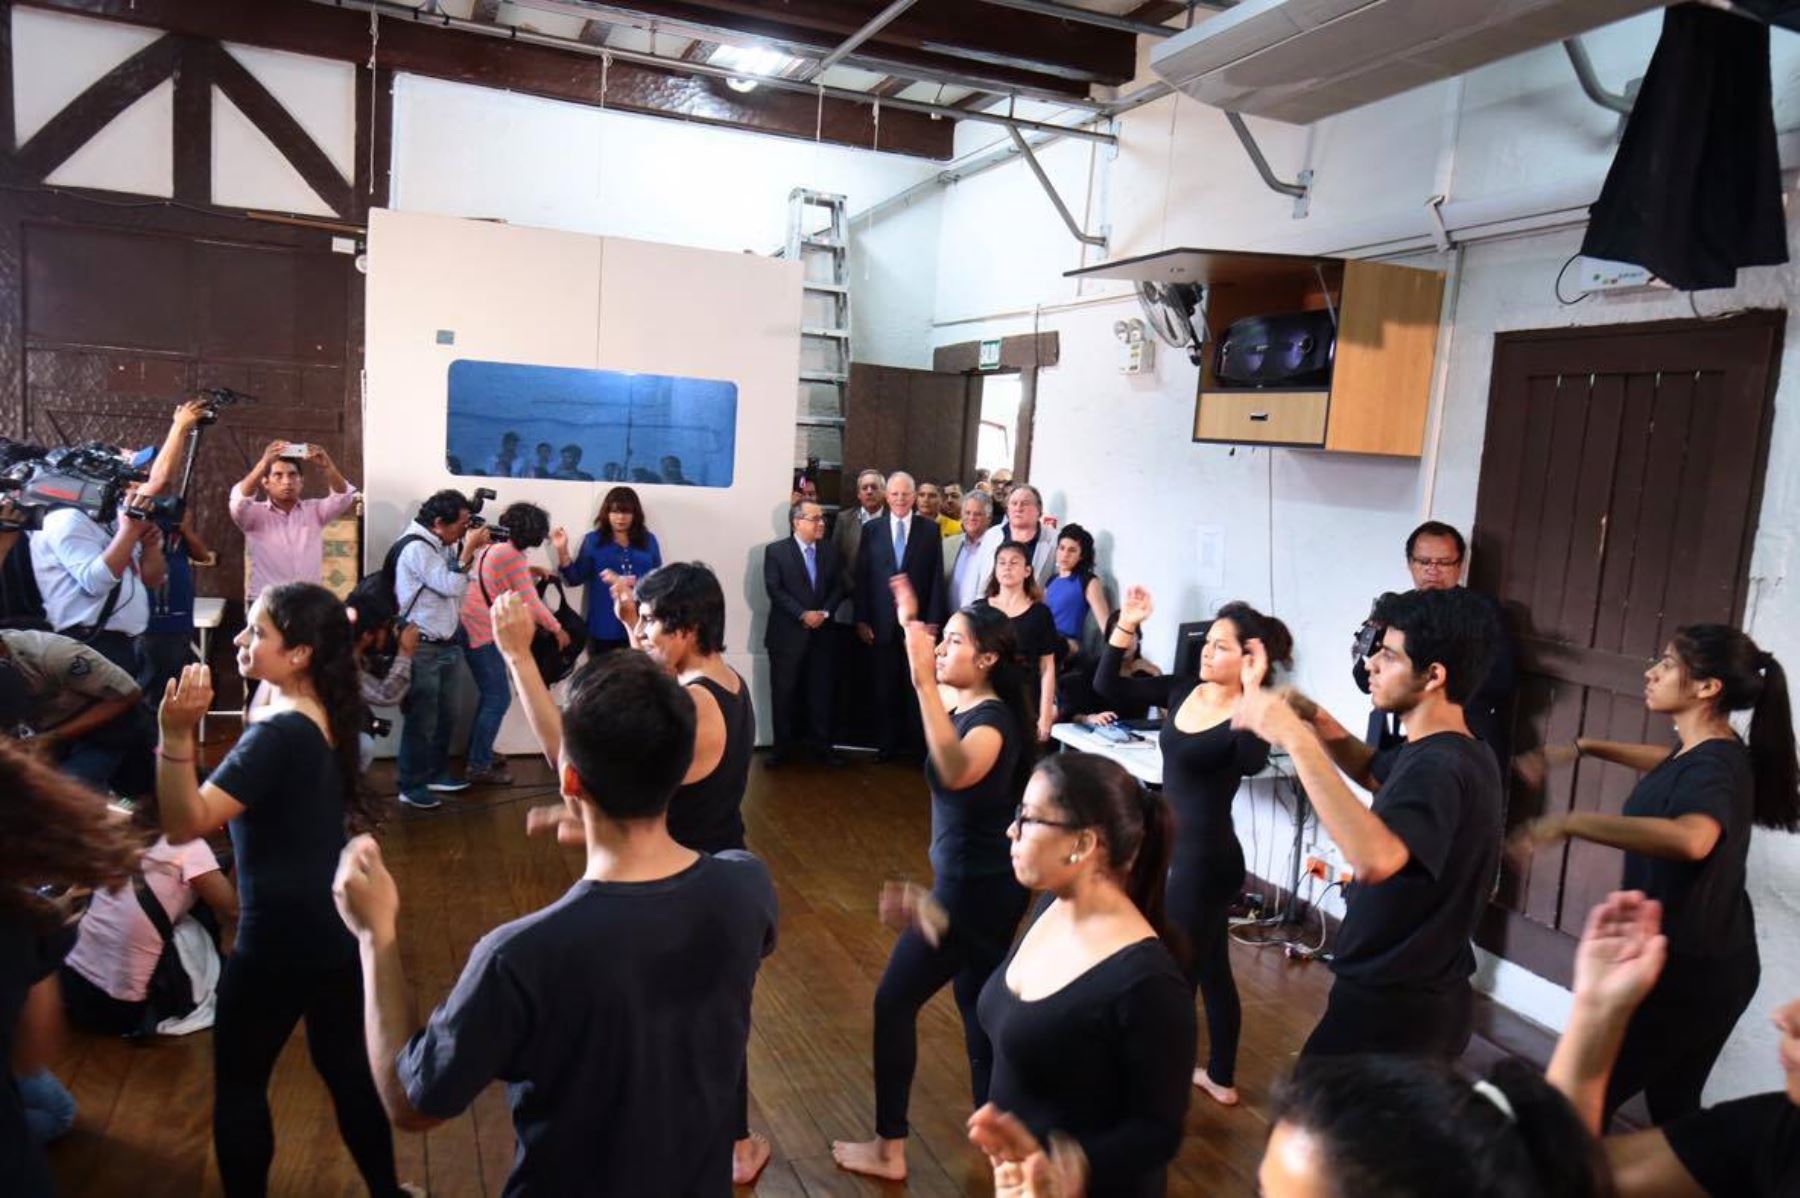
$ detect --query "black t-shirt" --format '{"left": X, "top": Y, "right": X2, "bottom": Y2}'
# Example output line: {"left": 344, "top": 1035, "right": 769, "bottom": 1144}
{"left": 209, "top": 711, "right": 355, "bottom": 967}
{"left": 398, "top": 852, "right": 778, "bottom": 1198}
{"left": 927, "top": 698, "right": 1023, "bottom": 880}
{"left": 1664, "top": 1091, "right": 1800, "bottom": 1197}
{"left": 1008, "top": 602, "right": 1062, "bottom": 665}
{"left": 980, "top": 906, "right": 1195, "bottom": 1197}
{"left": 1621, "top": 738, "right": 1756, "bottom": 958}
{"left": 668, "top": 673, "right": 755, "bottom": 855}
{"left": 1331, "top": 732, "right": 1502, "bottom": 989}
{"left": 0, "top": 915, "right": 74, "bottom": 1198}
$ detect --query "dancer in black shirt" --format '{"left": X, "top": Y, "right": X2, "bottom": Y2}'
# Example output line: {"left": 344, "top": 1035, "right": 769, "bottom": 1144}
{"left": 833, "top": 584, "right": 1036, "bottom": 1182}
{"left": 1516, "top": 624, "right": 1797, "bottom": 1125}
{"left": 972, "top": 753, "right": 1194, "bottom": 1197}
{"left": 1096, "top": 590, "right": 1287, "bottom": 1107}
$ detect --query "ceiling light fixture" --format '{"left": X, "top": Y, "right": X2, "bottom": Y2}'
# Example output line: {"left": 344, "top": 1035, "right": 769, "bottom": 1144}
{"left": 710, "top": 44, "right": 795, "bottom": 93}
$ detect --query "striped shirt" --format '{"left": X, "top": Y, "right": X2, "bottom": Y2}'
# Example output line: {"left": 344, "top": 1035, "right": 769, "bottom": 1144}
{"left": 460, "top": 543, "right": 561, "bottom": 648}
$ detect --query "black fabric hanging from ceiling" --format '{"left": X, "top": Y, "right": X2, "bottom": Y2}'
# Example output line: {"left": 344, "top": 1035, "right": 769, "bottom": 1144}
{"left": 1580, "top": 3, "right": 1788, "bottom": 291}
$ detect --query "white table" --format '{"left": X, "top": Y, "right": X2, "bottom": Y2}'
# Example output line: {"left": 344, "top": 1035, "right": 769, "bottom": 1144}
{"left": 1051, "top": 722, "right": 1165, "bottom": 786}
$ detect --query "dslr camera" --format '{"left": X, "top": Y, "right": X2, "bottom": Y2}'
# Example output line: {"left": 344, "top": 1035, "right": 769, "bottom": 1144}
{"left": 465, "top": 486, "right": 512, "bottom": 543}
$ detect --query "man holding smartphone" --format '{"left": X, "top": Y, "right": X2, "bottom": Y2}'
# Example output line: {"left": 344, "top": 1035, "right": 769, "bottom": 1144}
{"left": 230, "top": 439, "right": 358, "bottom": 600}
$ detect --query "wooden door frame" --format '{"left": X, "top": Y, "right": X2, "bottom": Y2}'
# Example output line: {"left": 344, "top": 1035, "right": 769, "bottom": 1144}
{"left": 933, "top": 332, "right": 1059, "bottom": 481}
{"left": 1472, "top": 309, "right": 1785, "bottom": 985}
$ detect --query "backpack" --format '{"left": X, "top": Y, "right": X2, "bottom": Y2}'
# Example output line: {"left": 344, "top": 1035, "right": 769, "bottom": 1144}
{"left": 475, "top": 548, "right": 588, "bottom": 685}
{"left": 348, "top": 532, "right": 433, "bottom": 627}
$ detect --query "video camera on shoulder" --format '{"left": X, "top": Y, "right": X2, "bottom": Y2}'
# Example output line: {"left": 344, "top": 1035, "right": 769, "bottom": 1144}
{"left": 465, "top": 486, "right": 512, "bottom": 543}
{"left": 0, "top": 441, "right": 151, "bottom": 531}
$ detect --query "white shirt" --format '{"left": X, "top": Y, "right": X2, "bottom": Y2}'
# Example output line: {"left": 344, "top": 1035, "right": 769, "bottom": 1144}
{"left": 950, "top": 534, "right": 988, "bottom": 611}
{"left": 30, "top": 507, "right": 149, "bottom": 635}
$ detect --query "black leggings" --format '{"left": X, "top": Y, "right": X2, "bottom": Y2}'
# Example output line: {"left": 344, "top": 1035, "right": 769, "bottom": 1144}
{"left": 872, "top": 872, "right": 1029, "bottom": 1140}
{"left": 1167, "top": 859, "right": 1241, "bottom": 1087}
{"left": 1604, "top": 947, "right": 1759, "bottom": 1128}
{"left": 1300, "top": 975, "right": 1474, "bottom": 1064}
{"left": 213, "top": 953, "right": 402, "bottom": 1198}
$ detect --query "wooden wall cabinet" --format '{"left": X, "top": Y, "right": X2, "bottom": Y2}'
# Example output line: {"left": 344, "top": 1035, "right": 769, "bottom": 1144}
{"left": 1068, "top": 248, "right": 1445, "bottom": 457}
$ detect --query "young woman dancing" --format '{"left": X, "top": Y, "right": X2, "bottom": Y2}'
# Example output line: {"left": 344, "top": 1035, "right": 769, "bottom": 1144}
{"left": 833, "top": 581, "right": 1036, "bottom": 1182}
{"left": 1095, "top": 589, "right": 1290, "bottom": 1108}
{"left": 1515, "top": 624, "right": 1797, "bottom": 1125}
{"left": 157, "top": 583, "right": 417, "bottom": 1197}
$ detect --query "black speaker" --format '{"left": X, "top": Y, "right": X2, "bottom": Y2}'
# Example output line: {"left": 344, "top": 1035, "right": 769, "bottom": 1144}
{"left": 1214, "top": 310, "right": 1336, "bottom": 388}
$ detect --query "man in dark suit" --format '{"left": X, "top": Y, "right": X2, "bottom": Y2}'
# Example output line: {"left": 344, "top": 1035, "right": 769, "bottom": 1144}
{"left": 854, "top": 471, "right": 946, "bottom": 762}
{"left": 763, "top": 500, "right": 846, "bottom": 767}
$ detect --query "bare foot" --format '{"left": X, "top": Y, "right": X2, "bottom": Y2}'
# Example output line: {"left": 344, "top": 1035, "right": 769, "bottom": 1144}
{"left": 733, "top": 1132, "right": 772, "bottom": 1185}
{"left": 830, "top": 1136, "right": 908, "bottom": 1181}
{"left": 1193, "top": 1067, "right": 1240, "bottom": 1106}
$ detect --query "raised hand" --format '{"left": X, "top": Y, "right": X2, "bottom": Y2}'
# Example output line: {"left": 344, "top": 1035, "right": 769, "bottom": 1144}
{"left": 878, "top": 879, "right": 948, "bottom": 947}
{"left": 332, "top": 834, "right": 400, "bottom": 945}
{"left": 969, "top": 1105, "right": 1087, "bottom": 1198}
{"left": 159, "top": 664, "right": 212, "bottom": 740}
{"left": 1571, "top": 890, "right": 1666, "bottom": 1019}
{"left": 902, "top": 620, "right": 938, "bottom": 691}
{"left": 889, "top": 573, "right": 920, "bottom": 624}
{"left": 610, "top": 575, "right": 640, "bottom": 630}
{"left": 550, "top": 527, "right": 570, "bottom": 556}
{"left": 525, "top": 803, "right": 585, "bottom": 847}
{"left": 490, "top": 591, "right": 536, "bottom": 661}
{"left": 1119, "top": 585, "right": 1153, "bottom": 629}
{"left": 1240, "top": 636, "right": 1270, "bottom": 691}
{"left": 1506, "top": 814, "right": 1569, "bottom": 872}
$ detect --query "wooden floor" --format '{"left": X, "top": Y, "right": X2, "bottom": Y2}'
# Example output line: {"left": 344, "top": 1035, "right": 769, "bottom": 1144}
{"left": 46, "top": 750, "right": 1340, "bottom": 1197}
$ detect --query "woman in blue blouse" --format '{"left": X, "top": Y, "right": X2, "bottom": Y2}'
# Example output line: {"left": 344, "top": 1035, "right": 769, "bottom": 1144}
{"left": 1046, "top": 524, "right": 1110, "bottom": 660}
{"left": 552, "top": 486, "right": 663, "bottom": 654}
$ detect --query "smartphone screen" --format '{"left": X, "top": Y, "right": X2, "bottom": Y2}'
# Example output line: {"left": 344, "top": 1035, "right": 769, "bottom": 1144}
{"left": 281, "top": 442, "right": 310, "bottom": 458}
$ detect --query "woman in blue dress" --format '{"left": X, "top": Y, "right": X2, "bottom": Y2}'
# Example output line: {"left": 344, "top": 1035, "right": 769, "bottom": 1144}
{"left": 552, "top": 485, "right": 664, "bottom": 655}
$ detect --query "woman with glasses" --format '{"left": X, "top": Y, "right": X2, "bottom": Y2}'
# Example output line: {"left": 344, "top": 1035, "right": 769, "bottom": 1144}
{"left": 833, "top": 587, "right": 1036, "bottom": 1183}
{"left": 1513, "top": 625, "right": 1797, "bottom": 1126}
{"left": 552, "top": 485, "right": 663, "bottom": 656}
{"left": 1096, "top": 589, "right": 1290, "bottom": 1108}
{"left": 967, "top": 753, "right": 1193, "bottom": 1197}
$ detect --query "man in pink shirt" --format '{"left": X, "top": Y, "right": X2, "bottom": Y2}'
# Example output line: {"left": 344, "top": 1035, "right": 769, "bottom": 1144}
{"left": 229, "top": 441, "right": 358, "bottom": 601}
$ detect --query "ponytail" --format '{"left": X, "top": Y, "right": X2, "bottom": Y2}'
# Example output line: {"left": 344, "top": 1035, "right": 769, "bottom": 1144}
{"left": 962, "top": 602, "right": 1038, "bottom": 797}
{"left": 1672, "top": 626, "right": 1798, "bottom": 831}
{"left": 1128, "top": 784, "right": 1177, "bottom": 949}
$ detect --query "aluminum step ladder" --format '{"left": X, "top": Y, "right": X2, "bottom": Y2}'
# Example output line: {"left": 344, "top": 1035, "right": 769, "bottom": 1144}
{"left": 786, "top": 188, "right": 850, "bottom": 510}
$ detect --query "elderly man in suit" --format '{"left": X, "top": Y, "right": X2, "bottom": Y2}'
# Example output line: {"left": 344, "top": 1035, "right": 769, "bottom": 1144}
{"left": 830, "top": 469, "right": 886, "bottom": 623}
{"left": 763, "top": 500, "right": 846, "bottom": 767}
{"left": 853, "top": 471, "right": 946, "bottom": 762}
{"left": 943, "top": 488, "right": 995, "bottom": 613}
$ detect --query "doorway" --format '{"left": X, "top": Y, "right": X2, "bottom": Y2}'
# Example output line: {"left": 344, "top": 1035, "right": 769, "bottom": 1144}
{"left": 1470, "top": 311, "right": 1782, "bottom": 983}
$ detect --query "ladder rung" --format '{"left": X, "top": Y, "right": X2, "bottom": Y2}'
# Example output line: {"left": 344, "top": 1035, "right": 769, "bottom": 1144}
{"left": 800, "top": 236, "right": 845, "bottom": 252}
{"left": 803, "top": 281, "right": 848, "bottom": 295}
{"left": 800, "top": 370, "right": 848, "bottom": 384}
{"left": 797, "top": 416, "right": 847, "bottom": 428}
{"left": 802, "top": 326, "right": 850, "bottom": 340}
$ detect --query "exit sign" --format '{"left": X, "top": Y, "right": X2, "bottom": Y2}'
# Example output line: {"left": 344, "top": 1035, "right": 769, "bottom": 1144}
{"left": 978, "top": 339, "right": 1003, "bottom": 370}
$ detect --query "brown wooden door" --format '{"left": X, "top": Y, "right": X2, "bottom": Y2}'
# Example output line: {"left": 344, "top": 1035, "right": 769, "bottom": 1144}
{"left": 841, "top": 363, "right": 982, "bottom": 507}
{"left": 1471, "top": 312, "right": 1782, "bottom": 983}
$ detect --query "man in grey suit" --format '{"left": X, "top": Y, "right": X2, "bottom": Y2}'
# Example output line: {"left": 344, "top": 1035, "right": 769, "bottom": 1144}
{"left": 943, "top": 489, "right": 994, "bottom": 612}
{"left": 829, "top": 468, "right": 887, "bottom": 624}
{"left": 970, "top": 483, "right": 1056, "bottom": 597}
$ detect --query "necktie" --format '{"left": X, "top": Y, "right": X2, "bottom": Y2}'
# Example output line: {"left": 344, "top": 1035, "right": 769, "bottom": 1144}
{"left": 893, "top": 517, "right": 907, "bottom": 563}
{"left": 803, "top": 542, "right": 817, "bottom": 589}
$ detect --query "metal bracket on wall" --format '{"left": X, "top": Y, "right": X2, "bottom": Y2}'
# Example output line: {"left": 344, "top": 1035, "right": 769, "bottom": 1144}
{"left": 1223, "top": 112, "right": 1312, "bottom": 219}
{"left": 1006, "top": 126, "right": 1109, "bottom": 249}
{"left": 1562, "top": 37, "right": 1639, "bottom": 138}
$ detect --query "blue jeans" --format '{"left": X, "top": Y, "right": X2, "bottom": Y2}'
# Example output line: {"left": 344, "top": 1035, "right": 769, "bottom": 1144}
{"left": 17, "top": 1069, "right": 76, "bottom": 1143}
{"left": 462, "top": 642, "right": 510, "bottom": 771}
{"left": 396, "top": 639, "right": 462, "bottom": 794}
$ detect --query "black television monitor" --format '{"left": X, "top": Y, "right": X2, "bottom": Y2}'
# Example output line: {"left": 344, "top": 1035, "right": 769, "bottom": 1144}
{"left": 1171, "top": 619, "right": 1210, "bottom": 681}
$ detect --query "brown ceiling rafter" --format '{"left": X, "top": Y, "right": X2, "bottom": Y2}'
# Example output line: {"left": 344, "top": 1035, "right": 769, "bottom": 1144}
{"left": 577, "top": 20, "right": 612, "bottom": 45}
{"left": 13, "top": 32, "right": 185, "bottom": 178}
{"left": 869, "top": 76, "right": 911, "bottom": 99}
{"left": 212, "top": 41, "right": 354, "bottom": 217}
{"left": 19, "top": 0, "right": 955, "bottom": 159}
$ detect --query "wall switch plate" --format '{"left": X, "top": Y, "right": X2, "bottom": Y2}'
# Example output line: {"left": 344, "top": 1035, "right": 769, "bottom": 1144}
{"left": 435, "top": 329, "right": 455, "bottom": 345}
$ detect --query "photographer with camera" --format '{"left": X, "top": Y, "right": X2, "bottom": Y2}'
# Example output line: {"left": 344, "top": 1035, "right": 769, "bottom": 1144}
{"left": 392, "top": 490, "right": 488, "bottom": 810}
{"left": 230, "top": 440, "right": 357, "bottom": 600}
{"left": 346, "top": 589, "right": 420, "bottom": 774}
{"left": 0, "top": 627, "right": 152, "bottom": 796}
{"left": 28, "top": 471, "right": 167, "bottom": 679}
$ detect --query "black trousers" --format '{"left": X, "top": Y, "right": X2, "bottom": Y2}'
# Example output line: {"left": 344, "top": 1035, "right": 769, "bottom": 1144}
{"left": 1168, "top": 857, "right": 1243, "bottom": 1087}
{"left": 58, "top": 964, "right": 146, "bottom": 1037}
{"left": 1300, "top": 975, "right": 1474, "bottom": 1064}
{"left": 870, "top": 638, "right": 923, "bottom": 759}
{"left": 767, "top": 629, "right": 836, "bottom": 757}
{"left": 872, "top": 872, "right": 1029, "bottom": 1140}
{"left": 213, "top": 953, "right": 402, "bottom": 1198}
{"left": 1604, "top": 946, "right": 1760, "bottom": 1127}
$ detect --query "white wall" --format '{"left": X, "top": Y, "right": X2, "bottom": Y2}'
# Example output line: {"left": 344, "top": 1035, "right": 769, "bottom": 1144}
{"left": 389, "top": 74, "right": 946, "bottom": 368}
{"left": 362, "top": 209, "right": 803, "bottom": 752}
{"left": 916, "top": 13, "right": 1800, "bottom": 1102}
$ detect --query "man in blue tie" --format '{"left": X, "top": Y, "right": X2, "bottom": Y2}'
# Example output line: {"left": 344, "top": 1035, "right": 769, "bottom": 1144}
{"left": 852, "top": 472, "right": 946, "bottom": 762}
{"left": 762, "top": 500, "right": 846, "bottom": 767}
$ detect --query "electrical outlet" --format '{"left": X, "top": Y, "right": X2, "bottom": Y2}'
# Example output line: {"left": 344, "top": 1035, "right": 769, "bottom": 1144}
{"left": 1304, "top": 856, "right": 1330, "bottom": 881}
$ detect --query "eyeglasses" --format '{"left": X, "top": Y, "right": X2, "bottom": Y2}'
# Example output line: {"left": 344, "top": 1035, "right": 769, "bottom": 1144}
{"left": 795, "top": 514, "right": 825, "bottom": 523}
{"left": 1011, "top": 804, "right": 1082, "bottom": 833}
{"left": 1409, "top": 556, "right": 1462, "bottom": 570}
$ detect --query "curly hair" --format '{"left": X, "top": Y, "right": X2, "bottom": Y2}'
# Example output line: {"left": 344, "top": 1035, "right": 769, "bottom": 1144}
{"left": 262, "top": 583, "right": 381, "bottom": 833}
{"left": 0, "top": 739, "right": 142, "bottom": 925}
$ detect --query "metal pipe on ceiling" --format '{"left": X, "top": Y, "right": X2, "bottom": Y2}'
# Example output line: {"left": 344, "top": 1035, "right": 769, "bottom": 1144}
{"left": 303, "top": 0, "right": 1118, "bottom": 144}
{"left": 506, "top": 0, "right": 1115, "bottom": 110}
{"left": 1561, "top": 38, "right": 1634, "bottom": 116}
{"left": 1006, "top": 126, "right": 1107, "bottom": 247}
{"left": 802, "top": 0, "right": 925, "bottom": 81}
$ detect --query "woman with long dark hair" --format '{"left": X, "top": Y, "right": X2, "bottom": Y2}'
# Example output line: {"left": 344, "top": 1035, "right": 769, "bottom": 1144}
{"left": 833, "top": 587, "right": 1037, "bottom": 1183}
{"left": 156, "top": 582, "right": 415, "bottom": 1198}
{"left": 1095, "top": 590, "right": 1290, "bottom": 1109}
{"left": 985, "top": 541, "right": 1061, "bottom": 745}
{"left": 553, "top": 485, "right": 662, "bottom": 655}
{"left": 0, "top": 741, "right": 141, "bottom": 1198}
{"left": 459, "top": 501, "right": 569, "bottom": 786}
{"left": 1516, "top": 624, "right": 1798, "bottom": 1125}
{"left": 967, "top": 752, "right": 1194, "bottom": 1197}
{"left": 1045, "top": 523, "right": 1111, "bottom": 660}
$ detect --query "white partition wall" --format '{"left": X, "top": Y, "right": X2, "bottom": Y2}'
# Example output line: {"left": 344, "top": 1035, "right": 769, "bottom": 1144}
{"left": 363, "top": 208, "right": 802, "bottom": 752}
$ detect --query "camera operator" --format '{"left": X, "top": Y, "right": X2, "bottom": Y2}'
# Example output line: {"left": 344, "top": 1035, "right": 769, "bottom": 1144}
{"left": 346, "top": 589, "right": 419, "bottom": 775}
{"left": 28, "top": 473, "right": 167, "bottom": 678}
{"left": 0, "top": 627, "right": 152, "bottom": 796}
{"left": 393, "top": 490, "right": 488, "bottom": 810}
{"left": 1353, "top": 521, "right": 1517, "bottom": 783}
{"left": 230, "top": 440, "right": 357, "bottom": 600}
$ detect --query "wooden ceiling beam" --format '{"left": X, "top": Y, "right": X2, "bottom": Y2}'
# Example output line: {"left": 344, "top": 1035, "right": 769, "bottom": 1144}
{"left": 26, "top": 0, "right": 955, "bottom": 158}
